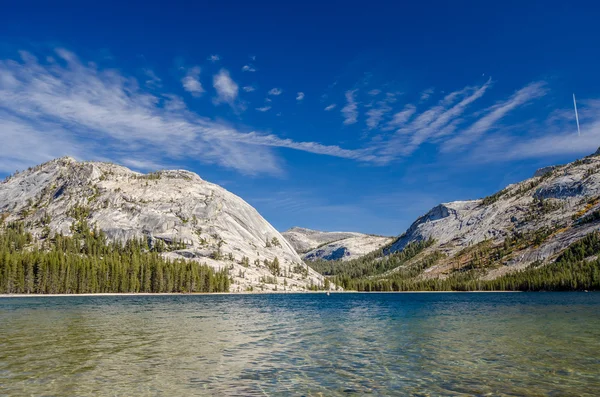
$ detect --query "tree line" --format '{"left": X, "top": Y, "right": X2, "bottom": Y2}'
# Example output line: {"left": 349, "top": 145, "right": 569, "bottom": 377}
{"left": 310, "top": 239, "right": 434, "bottom": 279}
{"left": 329, "top": 232, "right": 600, "bottom": 292}
{"left": 0, "top": 221, "right": 230, "bottom": 294}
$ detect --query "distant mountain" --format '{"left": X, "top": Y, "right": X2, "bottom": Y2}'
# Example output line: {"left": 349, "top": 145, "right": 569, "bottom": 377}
{"left": 389, "top": 149, "right": 600, "bottom": 275}
{"left": 313, "top": 148, "right": 600, "bottom": 291}
{"left": 0, "top": 158, "right": 326, "bottom": 292}
{"left": 282, "top": 227, "right": 394, "bottom": 261}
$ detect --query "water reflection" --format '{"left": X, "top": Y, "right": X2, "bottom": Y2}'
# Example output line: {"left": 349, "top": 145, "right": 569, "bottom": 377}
{"left": 1, "top": 293, "right": 599, "bottom": 396}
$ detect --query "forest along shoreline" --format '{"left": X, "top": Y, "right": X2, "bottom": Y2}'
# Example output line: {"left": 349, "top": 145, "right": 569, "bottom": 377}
{"left": 0, "top": 291, "right": 529, "bottom": 297}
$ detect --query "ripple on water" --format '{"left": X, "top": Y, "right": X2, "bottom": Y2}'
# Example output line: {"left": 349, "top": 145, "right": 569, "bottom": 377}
{"left": 1, "top": 293, "right": 600, "bottom": 396}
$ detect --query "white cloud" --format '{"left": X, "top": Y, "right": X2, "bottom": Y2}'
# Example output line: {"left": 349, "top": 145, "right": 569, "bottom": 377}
{"left": 2, "top": 49, "right": 576, "bottom": 174}
{"left": 367, "top": 78, "right": 558, "bottom": 164}
{"left": 0, "top": 49, "right": 369, "bottom": 175}
{"left": 212, "top": 68, "right": 238, "bottom": 105}
{"left": 407, "top": 79, "right": 491, "bottom": 145}
{"left": 366, "top": 106, "right": 390, "bottom": 130}
{"left": 441, "top": 86, "right": 471, "bottom": 106}
{"left": 471, "top": 117, "right": 600, "bottom": 163}
{"left": 368, "top": 89, "right": 381, "bottom": 96}
{"left": 268, "top": 88, "right": 282, "bottom": 96}
{"left": 385, "top": 92, "right": 399, "bottom": 103}
{"left": 242, "top": 85, "right": 255, "bottom": 92}
{"left": 0, "top": 117, "right": 85, "bottom": 173}
{"left": 365, "top": 93, "right": 398, "bottom": 130}
{"left": 121, "top": 158, "right": 170, "bottom": 172}
{"left": 207, "top": 54, "right": 220, "bottom": 62}
{"left": 296, "top": 92, "right": 305, "bottom": 101}
{"left": 162, "top": 94, "right": 186, "bottom": 112}
{"left": 419, "top": 87, "right": 434, "bottom": 102}
{"left": 341, "top": 90, "right": 358, "bottom": 125}
{"left": 325, "top": 104, "right": 336, "bottom": 111}
{"left": 387, "top": 105, "right": 416, "bottom": 129}
{"left": 242, "top": 65, "right": 256, "bottom": 72}
{"left": 143, "top": 69, "right": 162, "bottom": 88}
{"left": 444, "top": 81, "right": 547, "bottom": 151}
{"left": 256, "top": 106, "right": 272, "bottom": 112}
{"left": 181, "top": 66, "right": 204, "bottom": 97}
{"left": 373, "top": 79, "right": 493, "bottom": 160}
{"left": 464, "top": 94, "right": 600, "bottom": 162}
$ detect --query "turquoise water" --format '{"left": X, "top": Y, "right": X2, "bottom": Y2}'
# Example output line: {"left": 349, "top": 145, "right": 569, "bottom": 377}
{"left": 1, "top": 293, "right": 599, "bottom": 396}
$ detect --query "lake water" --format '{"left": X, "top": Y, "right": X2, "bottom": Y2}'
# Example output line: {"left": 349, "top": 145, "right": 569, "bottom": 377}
{"left": 1, "top": 293, "right": 599, "bottom": 396}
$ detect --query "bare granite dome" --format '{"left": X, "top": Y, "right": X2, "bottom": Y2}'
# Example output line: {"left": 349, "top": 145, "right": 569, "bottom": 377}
{"left": 282, "top": 227, "right": 394, "bottom": 261}
{"left": 0, "top": 158, "right": 326, "bottom": 292}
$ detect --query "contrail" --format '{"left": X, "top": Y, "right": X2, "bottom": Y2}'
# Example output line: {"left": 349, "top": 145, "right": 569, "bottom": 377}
{"left": 573, "top": 93, "right": 581, "bottom": 136}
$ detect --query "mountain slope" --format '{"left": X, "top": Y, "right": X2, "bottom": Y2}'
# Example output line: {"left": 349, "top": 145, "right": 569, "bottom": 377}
{"left": 0, "top": 158, "right": 326, "bottom": 292}
{"left": 314, "top": 149, "right": 600, "bottom": 290}
{"left": 282, "top": 227, "right": 393, "bottom": 261}
{"left": 387, "top": 150, "right": 600, "bottom": 277}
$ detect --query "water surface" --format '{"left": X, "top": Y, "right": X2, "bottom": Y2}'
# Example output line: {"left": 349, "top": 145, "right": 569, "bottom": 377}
{"left": 1, "top": 293, "right": 599, "bottom": 396}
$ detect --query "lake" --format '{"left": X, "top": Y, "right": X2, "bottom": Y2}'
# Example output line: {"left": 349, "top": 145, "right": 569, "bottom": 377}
{"left": 1, "top": 292, "right": 599, "bottom": 396}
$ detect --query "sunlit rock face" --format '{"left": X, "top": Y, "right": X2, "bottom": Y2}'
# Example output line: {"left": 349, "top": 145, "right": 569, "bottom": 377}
{"left": 282, "top": 227, "right": 394, "bottom": 261}
{"left": 533, "top": 166, "right": 559, "bottom": 178}
{"left": 386, "top": 150, "right": 600, "bottom": 278}
{"left": 0, "top": 158, "right": 326, "bottom": 292}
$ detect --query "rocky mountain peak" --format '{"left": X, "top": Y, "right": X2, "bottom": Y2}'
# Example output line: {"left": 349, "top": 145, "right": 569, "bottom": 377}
{"left": 533, "top": 166, "right": 559, "bottom": 178}
{"left": 282, "top": 227, "right": 394, "bottom": 261}
{"left": 0, "top": 159, "right": 326, "bottom": 292}
{"left": 386, "top": 152, "right": 600, "bottom": 279}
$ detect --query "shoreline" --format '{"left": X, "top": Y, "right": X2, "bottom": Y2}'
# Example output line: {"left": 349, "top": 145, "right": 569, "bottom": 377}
{"left": 0, "top": 290, "right": 533, "bottom": 298}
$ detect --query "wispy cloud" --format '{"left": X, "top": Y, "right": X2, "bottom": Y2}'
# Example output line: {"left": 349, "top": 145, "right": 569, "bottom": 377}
{"left": 268, "top": 88, "right": 282, "bottom": 96}
{"left": 0, "top": 48, "right": 369, "bottom": 175}
{"left": 366, "top": 108, "right": 389, "bottom": 130}
{"left": 121, "top": 158, "right": 170, "bottom": 172}
{"left": 207, "top": 54, "right": 220, "bottom": 62}
{"left": 296, "top": 92, "right": 304, "bottom": 101}
{"left": 324, "top": 104, "right": 336, "bottom": 111}
{"left": 256, "top": 106, "right": 271, "bottom": 112}
{"left": 143, "top": 69, "right": 162, "bottom": 88}
{"left": 473, "top": 130, "right": 600, "bottom": 163}
{"left": 341, "top": 89, "right": 358, "bottom": 125}
{"left": 387, "top": 105, "right": 416, "bottom": 129}
{"left": 419, "top": 87, "right": 434, "bottom": 102}
{"left": 470, "top": 97, "right": 600, "bottom": 162}
{"left": 249, "top": 189, "right": 365, "bottom": 217}
{"left": 373, "top": 78, "right": 493, "bottom": 160}
{"left": 368, "top": 89, "right": 381, "bottom": 96}
{"left": 242, "top": 65, "right": 256, "bottom": 72}
{"left": 365, "top": 93, "right": 397, "bottom": 130}
{"left": 181, "top": 66, "right": 204, "bottom": 97}
{"left": 366, "top": 78, "right": 565, "bottom": 164}
{"left": 1, "top": 48, "right": 591, "bottom": 178}
{"left": 212, "top": 68, "right": 238, "bottom": 105}
{"left": 242, "top": 85, "right": 255, "bottom": 92}
{"left": 444, "top": 81, "right": 547, "bottom": 151}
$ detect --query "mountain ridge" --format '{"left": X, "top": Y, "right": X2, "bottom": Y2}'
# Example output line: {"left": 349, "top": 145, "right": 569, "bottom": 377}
{"left": 311, "top": 148, "right": 600, "bottom": 290}
{"left": 0, "top": 157, "right": 326, "bottom": 292}
{"left": 281, "top": 227, "right": 394, "bottom": 261}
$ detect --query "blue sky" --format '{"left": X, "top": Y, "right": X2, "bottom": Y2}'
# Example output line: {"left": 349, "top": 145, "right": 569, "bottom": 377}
{"left": 1, "top": 0, "right": 599, "bottom": 236}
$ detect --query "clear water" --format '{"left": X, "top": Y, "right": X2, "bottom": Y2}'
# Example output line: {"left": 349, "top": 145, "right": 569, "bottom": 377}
{"left": 1, "top": 293, "right": 599, "bottom": 396}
